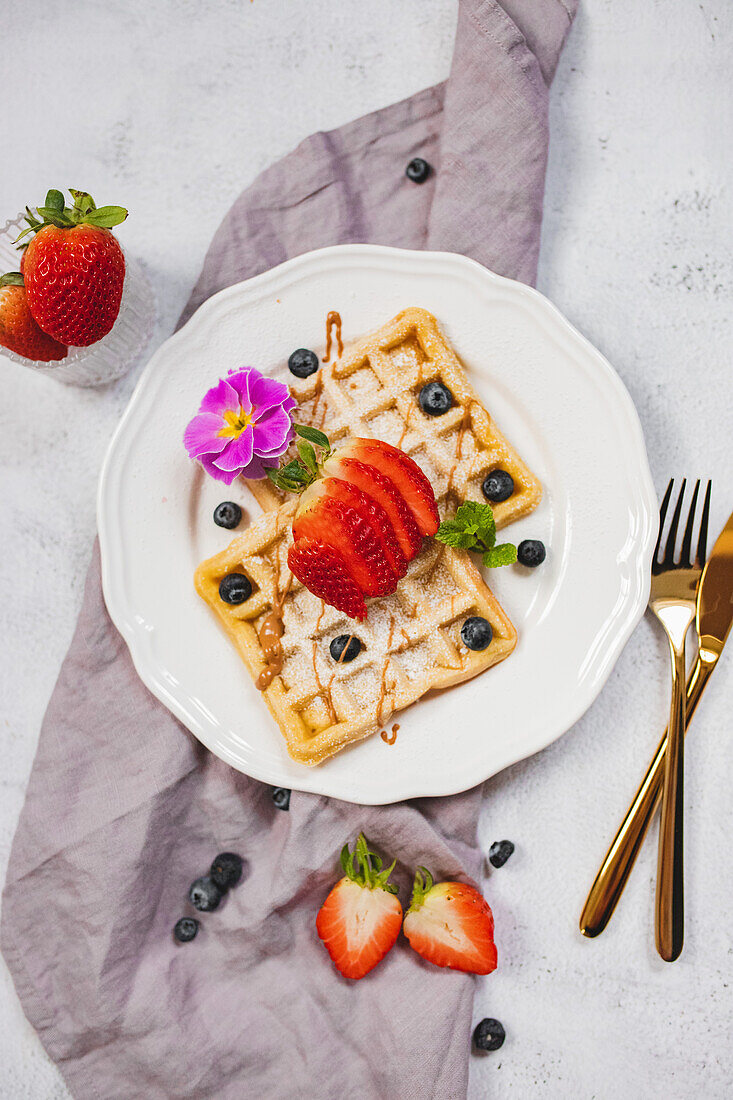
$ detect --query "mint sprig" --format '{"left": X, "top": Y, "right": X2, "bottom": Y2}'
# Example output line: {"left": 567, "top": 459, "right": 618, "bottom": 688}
{"left": 435, "top": 501, "right": 517, "bottom": 568}
{"left": 265, "top": 423, "right": 332, "bottom": 492}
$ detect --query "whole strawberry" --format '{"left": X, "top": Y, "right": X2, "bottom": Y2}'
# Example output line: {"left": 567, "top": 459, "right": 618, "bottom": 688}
{"left": 0, "top": 273, "right": 67, "bottom": 362}
{"left": 18, "top": 189, "right": 127, "bottom": 347}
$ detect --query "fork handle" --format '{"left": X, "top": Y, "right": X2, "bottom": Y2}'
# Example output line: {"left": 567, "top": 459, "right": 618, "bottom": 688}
{"left": 579, "top": 657, "right": 713, "bottom": 939}
{"left": 655, "top": 637, "right": 688, "bottom": 961}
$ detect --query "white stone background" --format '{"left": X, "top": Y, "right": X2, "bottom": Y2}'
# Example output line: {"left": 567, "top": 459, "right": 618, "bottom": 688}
{"left": 1, "top": 1, "right": 731, "bottom": 1096}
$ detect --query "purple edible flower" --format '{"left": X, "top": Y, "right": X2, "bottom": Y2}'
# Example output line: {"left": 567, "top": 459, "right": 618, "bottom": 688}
{"left": 184, "top": 368, "right": 296, "bottom": 484}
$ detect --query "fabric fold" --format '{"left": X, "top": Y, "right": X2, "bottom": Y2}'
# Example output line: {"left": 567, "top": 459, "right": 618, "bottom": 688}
{"left": 2, "top": 2, "right": 577, "bottom": 1097}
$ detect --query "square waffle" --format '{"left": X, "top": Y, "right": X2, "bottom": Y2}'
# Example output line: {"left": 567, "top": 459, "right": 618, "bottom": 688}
{"left": 248, "top": 307, "right": 542, "bottom": 526}
{"left": 195, "top": 502, "right": 518, "bottom": 766}
{"left": 195, "top": 307, "right": 541, "bottom": 765}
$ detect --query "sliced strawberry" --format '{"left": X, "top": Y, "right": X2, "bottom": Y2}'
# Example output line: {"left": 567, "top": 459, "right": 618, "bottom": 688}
{"left": 316, "top": 834, "right": 403, "bottom": 980}
{"left": 321, "top": 476, "right": 407, "bottom": 578}
{"left": 323, "top": 454, "right": 422, "bottom": 561}
{"left": 337, "top": 438, "right": 439, "bottom": 537}
{"left": 402, "top": 868, "right": 497, "bottom": 975}
{"left": 288, "top": 536, "right": 366, "bottom": 620}
{"left": 293, "top": 481, "right": 395, "bottom": 597}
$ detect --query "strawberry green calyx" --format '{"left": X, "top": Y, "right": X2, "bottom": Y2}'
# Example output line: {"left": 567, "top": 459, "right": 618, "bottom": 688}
{"left": 0, "top": 272, "right": 24, "bottom": 288}
{"left": 266, "top": 424, "right": 332, "bottom": 493}
{"left": 339, "top": 833, "right": 399, "bottom": 895}
{"left": 407, "top": 866, "right": 435, "bottom": 913}
{"left": 15, "top": 188, "right": 128, "bottom": 243}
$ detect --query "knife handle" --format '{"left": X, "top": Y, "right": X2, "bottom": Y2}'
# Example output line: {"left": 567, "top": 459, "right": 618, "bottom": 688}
{"left": 579, "top": 655, "right": 715, "bottom": 938}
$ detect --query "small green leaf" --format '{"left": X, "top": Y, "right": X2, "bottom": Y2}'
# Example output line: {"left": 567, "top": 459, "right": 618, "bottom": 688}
{"left": 483, "top": 543, "right": 517, "bottom": 568}
{"left": 69, "top": 188, "right": 96, "bottom": 210}
{"left": 83, "top": 206, "right": 128, "bottom": 228}
{"left": 455, "top": 500, "right": 496, "bottom": 547}
{"left": 296, "top": 440, "right": 319, "bottom": 476}
{"left": 36, "top": 207, "right": 74, "bottom": 227}
{"left": 0, "top": 271, "right": 24, "bottom": 288}
{"left": 435, "top": 519, "right": 477, "bottom": 550}
{"left": 293, "top": 423, "right": 330, "bottom": 451}
{"left": 44, "top": 189, "right": 65, "bottom": 212}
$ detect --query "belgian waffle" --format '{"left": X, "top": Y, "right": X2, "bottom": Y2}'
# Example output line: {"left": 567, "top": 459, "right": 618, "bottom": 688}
{"left": 195, "top": 502, "right": 517, "bottom": 766}
{"left": 249, "top": 307, "right": 542, "bottom": 525}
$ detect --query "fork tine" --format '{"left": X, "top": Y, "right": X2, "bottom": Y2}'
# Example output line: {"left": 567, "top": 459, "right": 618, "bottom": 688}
{"left": 663, "top": 478, "right": 687, "bottom": 567}
{"left": 654, "top": 479, "right": 674, "bottom": 565}
{"left": 679, "top": 479, "right": 700, "bottom": 567}
{"left": 697, "top": 480, "right": 712, "bottom": 565}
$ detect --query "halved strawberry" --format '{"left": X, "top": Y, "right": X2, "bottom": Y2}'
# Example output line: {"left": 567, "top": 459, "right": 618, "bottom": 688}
{"left": 293, "top": 481, "right": 395, "bottom": 597}
{"left": 322, "top": 476, "right": 407, "bottom": 578}
{"left": 336, "top": 439, "right": 439, "bottom": 537}
{"left": 402, "top": 868, "right": 497, "bottom": 975}
{"left": 316, "top": 834, "right": 403, "bottom": 980}
{"left": 323, "top": 454, "right": 422, "bottom": 561}
{"left": 288, "top": 536, "right": 366, "bottom": 620}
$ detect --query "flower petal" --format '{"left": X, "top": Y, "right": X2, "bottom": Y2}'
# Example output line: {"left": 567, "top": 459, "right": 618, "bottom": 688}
{"left": 225, "top": 369, "right": 254, "bottom": 414}
{"left": 248, "top": 372, "right": 293, "bottom": 414}
{"left": 199, "top": 377, "right": 241, "bottom": 417}
{"left": 213, "top": 427, "right": 255, "bottom": 472}
{"left": 183, "top": 412, "right": 229, "bottom": 459}
{"left": 252, "top": 405, "right": 295, "bottom": 456}
{"left": 239, "top": 454, "right": 279, "bottom": 481}
{"left": 198, "top": 452, "right": 240, "bottom": 485}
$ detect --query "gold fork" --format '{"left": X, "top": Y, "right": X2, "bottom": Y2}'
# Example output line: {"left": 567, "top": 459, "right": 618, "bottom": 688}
{"left": 650, "top": 478, "right": 707, "bottom": 961}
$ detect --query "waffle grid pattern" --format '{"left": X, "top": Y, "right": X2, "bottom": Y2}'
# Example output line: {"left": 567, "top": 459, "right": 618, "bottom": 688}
{"left": 195, "top": 502, "right": 517, "bottom": 765}
{"left": 250, "top": 307, "right": 542, "bottom": 525}
{"left": 196, "top": 308, "right": 541, "bottom": 766}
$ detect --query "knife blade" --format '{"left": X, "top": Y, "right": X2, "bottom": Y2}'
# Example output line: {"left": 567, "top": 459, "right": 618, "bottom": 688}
{"left": 580, "top": 507, "right": 733, "bottom": 937}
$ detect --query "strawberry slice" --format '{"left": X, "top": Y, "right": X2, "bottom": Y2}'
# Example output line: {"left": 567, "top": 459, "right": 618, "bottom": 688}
{"left": 322, "top": 476, "right": 407, "bottom": 578}
{"left": 288, "top": 536, "right": 366, "bottom": 620}
{"left": 323, "top": 454, "right": 422, "bottom": 561}
{"left": 316, "top": 834, "right": 403, "bottom": 980}
{"left": 336, "top": 439, "right": 439, "bottom": 537}
{"left": 293, "top": 481, "right": 395, "bottom": 597}
{"left": 402, "top": 868, "right": 498, "bottom": 975}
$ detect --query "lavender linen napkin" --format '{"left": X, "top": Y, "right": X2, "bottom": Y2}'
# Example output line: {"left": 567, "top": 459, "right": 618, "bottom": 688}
{"left": 2, "top": 3, "right": 576, "bottom": 1097}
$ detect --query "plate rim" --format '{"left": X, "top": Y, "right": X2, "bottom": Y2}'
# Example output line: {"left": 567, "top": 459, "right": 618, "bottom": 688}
{"left": 98, "top": 243, "right": 657, "bottom": 804}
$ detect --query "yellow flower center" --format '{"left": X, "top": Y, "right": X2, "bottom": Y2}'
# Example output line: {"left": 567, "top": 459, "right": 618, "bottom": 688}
{"left": 219, "top": 406, "right": 254, "bottom": 439}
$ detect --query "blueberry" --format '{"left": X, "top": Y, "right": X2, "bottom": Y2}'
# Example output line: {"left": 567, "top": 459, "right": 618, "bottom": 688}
{"left": 461, "top": 616, "right": 493, "bottom": 651}
{"left": 405, "top": 157, "right": 431, "bottom": 183}
{"left": 288, "top": 348, "right": 319, "bottom": 379}
{"left": 219, "top": 573, "right": 252, "bottom": 604}
{"left": 210, "top": 852, "right": 244, "bottom": 890}
{"left": 473, "top": 1018, "right": 506, "bottom": 1052}
{"left": 188, "top": 876, "right": 223, "bottom": 912}
{"left": 517, "top": 539, "right": 546, "bottom": 568}
{"left": 482, "top": 470, "right": 514, "bottom": 503}
{"left": 272, "top": 787, "right": 291, "bottom": 811}
{"left": 329, "top": 634, "right": 362, "bottom": 663}
{"left": 489, "top": 840, "right": 515, "bottom": 868}
{"left": 213, "top": 501, "right": 242, "bottom": 530}
{"left": 173, "top": 917, "right": 199, "bottom": 943}
{"left": 419, "top": 381, "right": 453, "bottom": 416}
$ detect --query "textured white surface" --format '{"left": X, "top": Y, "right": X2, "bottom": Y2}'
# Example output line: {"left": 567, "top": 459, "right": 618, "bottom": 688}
{"left": 0, "top": 1, "right": 731, "bottom": 1097}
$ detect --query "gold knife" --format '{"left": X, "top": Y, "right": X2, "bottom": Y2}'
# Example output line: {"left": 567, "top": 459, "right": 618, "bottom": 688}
{"left": 580, "top": 507, "right": 733, "bottom": 938}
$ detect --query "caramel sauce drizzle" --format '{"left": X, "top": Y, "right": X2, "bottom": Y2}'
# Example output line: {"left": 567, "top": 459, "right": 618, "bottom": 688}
{"left": 256, "top": 537, "right": 293, "bottom": 691}
{"left": 312, "top": 639, "right": 337, "bottom": 724}
{"left": 381, "top": 724, "right": 399, "bottom": 746}
{"left": 376, "top": 617, "right": 396, "bottom": 725}
{"left": 323, "top": 311, "right": 343, "bottom": 363}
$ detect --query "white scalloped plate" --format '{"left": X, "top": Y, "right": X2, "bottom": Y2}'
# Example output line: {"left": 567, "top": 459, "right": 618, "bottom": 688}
{"left": 98, "top": 245, "right": 656, "bottom": 804}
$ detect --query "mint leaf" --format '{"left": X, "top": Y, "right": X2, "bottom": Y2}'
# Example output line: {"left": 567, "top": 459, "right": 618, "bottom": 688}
{"left": 293, "top": 423, "right": 330, "bottom": 452}
{"left": 435, "top": 519, "right": 477, "bottom": 550}
{"left": 455, "top": 501, "right": 496, "bottom": 547}
{"left": 483, "top": 543, "right": 517, "bottom": 568}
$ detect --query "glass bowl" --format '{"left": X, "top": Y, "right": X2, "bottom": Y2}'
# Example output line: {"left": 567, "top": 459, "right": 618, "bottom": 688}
{"left": 0, "top": 211, "right": 155, "bottom": 387}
